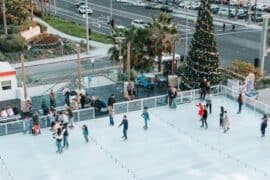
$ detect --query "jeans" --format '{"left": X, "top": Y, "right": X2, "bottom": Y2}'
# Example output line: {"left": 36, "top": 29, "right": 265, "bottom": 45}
{"left": 144, "top": 118, "right": 148, "bottom": 129}
{"left": 84, "top": 135, "right": 89, "bottom": 143}
{"left": 56, "top": 140, "right": 62, "bottom": 153}
{"left": 206, "top": 103, "right": 212, "bottom": 114}
{"left": 238, "top": 103, "right": 242, "bottom": 113}
{"left": 123, "top": 129, "right": 127, "bottom": 139}
{"left": 261, "top": 124, "right": 267, "bottom": 136}
{"left": 63, "top": 136, "right": 69, "bottom": 149}
{"left": 201, "top": 118, "right": 208, "bottom": 128}
{"left": 109, "top": 115, "right": 114, "bottom": 126}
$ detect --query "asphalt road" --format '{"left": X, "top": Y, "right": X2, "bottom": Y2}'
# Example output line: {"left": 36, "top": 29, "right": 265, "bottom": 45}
{"left": 52, "top": 0, "right": 270, "bottom": 75}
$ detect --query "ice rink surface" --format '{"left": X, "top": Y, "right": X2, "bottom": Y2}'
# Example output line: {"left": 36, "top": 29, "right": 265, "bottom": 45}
{"left": 1, "top": 96, "right": 270, "bottom": 180}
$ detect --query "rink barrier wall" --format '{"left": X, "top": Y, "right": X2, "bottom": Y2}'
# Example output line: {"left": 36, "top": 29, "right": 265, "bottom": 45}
{"left": 1, "top": 85, "right": 269, "bottom": 136}
{"left": 0, "top": 107, "right": 95, "bottom": 136}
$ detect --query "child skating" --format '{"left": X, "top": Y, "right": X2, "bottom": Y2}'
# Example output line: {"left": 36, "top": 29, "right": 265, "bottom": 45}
{"left": 261, "top": 114, "right": 268, "bottom": 137}
{"left": 55, "top": 128, "right": 63, "bottom": 154}
{"left": 82, "top": 125, "right": 89, "bottom": 143}
{"left": 223, "top": 111, "right": 230, "bottom": 133}
{"left": 108, "top": 108, "right": 114, "bottom": 126}
{"left": 196, "top": 102, "right": 204, "bottom": 121}
{"left": 141, "top": 107, "right": 150, "bottom": 130}
{"left": 119, "top": 115, "right": 128, "bottom": 140}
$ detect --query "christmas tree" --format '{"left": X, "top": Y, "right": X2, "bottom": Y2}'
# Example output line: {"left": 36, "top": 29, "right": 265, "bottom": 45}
{"left": 182, "top": 0, "right": 220, "bottom": 89}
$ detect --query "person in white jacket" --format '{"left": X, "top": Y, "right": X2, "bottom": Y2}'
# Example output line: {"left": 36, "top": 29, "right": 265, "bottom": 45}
{"left": 223, "top": 111, "right": 230, "bottom": 133}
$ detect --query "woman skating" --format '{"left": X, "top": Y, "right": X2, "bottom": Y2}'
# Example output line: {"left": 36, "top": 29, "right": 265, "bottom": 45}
{"left": 141, "top": 107, "right": 150, "bottom": 130}
{"left": 55, "top": 128, "right": 63, "bottom": 154}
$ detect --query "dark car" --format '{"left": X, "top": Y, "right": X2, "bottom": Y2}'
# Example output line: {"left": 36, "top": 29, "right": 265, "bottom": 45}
{"left": 160, "top": 6, "right": 173, "bottom": 13}
{"left": 237, "top": 12, "right": 248, "bottom": 19}
{"left": 251, "top": 14, "right": 263, "bottom": 22}
{"left": 145, "top": 3, "right": 157, "bottom": 9}
{"left": 76, "top": 1, "right": 85, "bottom": 8}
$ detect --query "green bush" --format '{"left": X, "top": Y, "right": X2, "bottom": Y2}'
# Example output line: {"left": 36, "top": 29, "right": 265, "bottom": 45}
{"left": 0, "top": 51, "right": 5, "bottom": 61}
{"left": 0, "top": 34, "right": 26, "bottom": 53}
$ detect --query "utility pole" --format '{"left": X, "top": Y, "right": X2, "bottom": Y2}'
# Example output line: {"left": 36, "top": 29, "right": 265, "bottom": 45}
{"left": 85, "top": 0, "right": 90, "bottom": 54}
{"left": 172, "top": 38, "right": 176, "bottom": 75}
{"left": 248, "top": 0, "right": 252, "bottom": 24}
{"left": 21, "top": 53, "right": 27, "bottom": 99}
{"left": 127, "top": 42, "right": 131, "bottom": 81}
{"left": 76, "top": 44, "right": 82, "bottom": 91}
{"left": 53, "top": 0, "right": 56, "bottom": 15}
{"left": 2, "top": 0, "right": 8, "bottom": 35}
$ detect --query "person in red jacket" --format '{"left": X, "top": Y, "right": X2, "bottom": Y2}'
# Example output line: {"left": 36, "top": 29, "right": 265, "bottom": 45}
{"left": 196, "top": 102, "right": 204, "bottom": 121}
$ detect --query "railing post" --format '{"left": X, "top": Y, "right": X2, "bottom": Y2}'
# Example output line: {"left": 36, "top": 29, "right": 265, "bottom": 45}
{"left": 5, "top": 124, "right": 8, "bottom": 135}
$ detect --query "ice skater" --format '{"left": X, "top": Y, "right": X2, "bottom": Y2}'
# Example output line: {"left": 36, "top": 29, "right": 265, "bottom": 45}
{"left": 108, "top": 108, "right": 114, "bottom": 126}
{"left": 200, "top": 105, "right": 208, "bottom": 129}
{"left": 261, "top": 114, "right": 268, "bottom": 137}
{"left": 223, "top": 111, "right": 230, "bottom": 133}
{"left": 237, "top": 92, "right": 243, "bottom": 114}
{"left": 119, "top": 115, "right": 128, "bottom": 140}
{"left": 205, "top": 92, "right": 212, "bottom": 114}
{"left": 196, "top": 102, "right": 204, "bottom": 121}
{"left": 55, "top": 128, "right": 63, "bottom": 154}
{"left": 219, "top": 106, "right": 225, "bottom": 128}
{"left": 82, "top": 125, "right": 89, "bottom": 143}
{"left": 62, "top": 123, "right": 69, "bottom": 149}
{"left": 141, "top": 107, "right": 150, "bottom": 130}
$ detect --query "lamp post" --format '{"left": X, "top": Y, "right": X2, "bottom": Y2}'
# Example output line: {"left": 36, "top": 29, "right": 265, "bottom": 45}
{"left": 53, "top": 0, "right": 56, "bottom": 15}
{"left": 110, "top": 0, "right": 113, "bottom": 22}
{"left": 85, "top": 0, "right": 90, "bottom": 54}
{"left": 90, "top": 57, "right": 95, "bottom": 73}
{"left": 115, "top": 36, "right": 126, "bottom": 73}
{"left": 76, "top": 44, "right": 82, "bottom": 91}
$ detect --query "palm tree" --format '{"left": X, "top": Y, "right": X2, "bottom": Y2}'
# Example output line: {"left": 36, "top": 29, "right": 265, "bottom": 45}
{"left": 2, "top": 0, "right": 8, "bottom": 35}
{"left": 148, "top": 12, "right": 178, "bottom": 72}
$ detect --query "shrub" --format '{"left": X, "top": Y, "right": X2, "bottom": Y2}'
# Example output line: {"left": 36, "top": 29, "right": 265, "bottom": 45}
{"left": 0, "top": 34, "right": 26, "bottom": 53}
{"left": 0, "top": 52, "right": 6, "bottom": 61}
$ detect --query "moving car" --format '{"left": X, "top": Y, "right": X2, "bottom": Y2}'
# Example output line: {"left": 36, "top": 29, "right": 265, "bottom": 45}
{"left": 75, "top": 0, "right": 84, "bottom": 8}
{"left": 131, "top": 19, "right": 148, "bottom": 29}
{"left": 190, "top": 2, "right": 201, "bottom": 10}
{"left": 145, "top": 3, "right": 160, "bottom": 9}
{"left": 116, "top": 0, "right": 128, "bottom": 3}
{"left": 78, "top": 5, "right": 93, "bottom": 14}
{"left": 131, "top": 1, "right": 146, "bottom": 7}
{"left": 160, "top": 5, "right": 173, "bottom": 13}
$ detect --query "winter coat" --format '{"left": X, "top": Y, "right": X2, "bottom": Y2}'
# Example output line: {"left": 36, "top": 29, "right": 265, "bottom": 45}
{"left": 119, "top": 119, "right": 128, "bottom": 130}
{"left": 141, "top": 111, "right": 150, "bottom": 120}
{"left": 196, "top": 103, "right": 204, "bottom": 117}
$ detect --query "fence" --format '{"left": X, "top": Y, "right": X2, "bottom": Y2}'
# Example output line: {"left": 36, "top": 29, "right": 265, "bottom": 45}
{"left": 0, "top": 107, "right": 95, "bottom": 136}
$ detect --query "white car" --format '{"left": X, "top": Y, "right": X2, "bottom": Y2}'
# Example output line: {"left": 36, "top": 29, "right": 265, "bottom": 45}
{"left": 78, "top": 5, "right": 93, "bottom": 14}
{"left": 116, "top": 0, "right": 128, "bottom": 3}
{"left": 218, "top": 8, "right": 229, "bottom": 16}
{"left": 257, "top": 4, "right": 269, "bottom": 11}
{"left": 190, "top": 2, "right": 200, "bottom": 10}
{"left": 131, "top": 19, "right": 148, "bottom": 29}
{"left": 131, "top": 1, "right": 146, "bottom": 7}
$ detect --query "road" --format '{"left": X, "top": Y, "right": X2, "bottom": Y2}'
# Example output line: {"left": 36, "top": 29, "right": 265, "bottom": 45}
{"left": 51, "top": 0, "right": 270, "bottom": 75}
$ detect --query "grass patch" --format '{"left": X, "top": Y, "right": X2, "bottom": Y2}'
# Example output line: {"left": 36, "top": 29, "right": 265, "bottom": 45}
{"left": 42, "top": 16, "right": 112, "bottom": 44}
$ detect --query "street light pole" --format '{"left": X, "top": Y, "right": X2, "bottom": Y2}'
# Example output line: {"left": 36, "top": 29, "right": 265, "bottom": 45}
{"left": 53, "top": 0, "right": 56, "bottom": 15}
{"left": 248, "top": 0, "right": 252, "bottom": 24}
{"left": 85, "top": 0, "right": 90, "bottom": 54}
{"left": 76, "top": 44, "right": 82, "bottom": 91}
{"left": 21, "top": 53, "right": 27, "bottom": 99}
{"left": 184, "top": 7, "right": 189, "bottom": 62}
{"left": 110, "top": 0, "right": 113, "bottom": 22}
{"left": 172, "top": 38, "right": 176, "bottom": 75}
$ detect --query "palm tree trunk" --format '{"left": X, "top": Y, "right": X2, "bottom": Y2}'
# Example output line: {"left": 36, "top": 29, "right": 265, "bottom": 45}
{"left": 2, "top": 0, "right": 8, "bottom": 35}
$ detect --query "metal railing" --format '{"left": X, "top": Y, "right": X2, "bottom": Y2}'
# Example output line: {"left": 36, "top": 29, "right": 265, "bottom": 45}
{"left": 0, "top": 107, "right": 95, "bottom": 136}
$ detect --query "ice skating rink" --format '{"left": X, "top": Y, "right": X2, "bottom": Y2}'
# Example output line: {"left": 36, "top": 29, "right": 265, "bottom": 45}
{"left": 1, "top": 96, "right": 270, "bottom": 180}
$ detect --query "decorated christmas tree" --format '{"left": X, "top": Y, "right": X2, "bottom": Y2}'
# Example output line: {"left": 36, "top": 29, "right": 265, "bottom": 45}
{"left": 182, "top": 0, "right": 220, "bottom": 89}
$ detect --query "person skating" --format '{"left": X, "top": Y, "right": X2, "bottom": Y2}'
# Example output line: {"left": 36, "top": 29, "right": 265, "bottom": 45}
{"left": 219, "top": 106, "right": 225, "bottom": 128}
{"left": 108, "top": 94, "right": 116, "bottom": 112}
{"left": 80, "top": 93, "right": 86, "bottom": 109}
{"left": 141, "top": 107, "right": 150, "bottom": 130}
{"left": 119, "top": 115, "right": 128, "bottom": 140}
{"left": 196, "top": 102, "right": 204, "bottom": 121}
{"left": 261, "top": 114, "right": 268, "bottom": 137}
{"left": 223, "top": 111, "right": 230, "bottom": 133}
{"left": 200, "top": 77, "right": 207, "bottom": 99}
{"left": 205, "top": 92, "right": 212, "bottom": 114}
{"left": 62, "top": 123, "right": 69, "bottom": 149}
{"left": 55, "top": 128, "right": 63, "bottom": 154}
{"left": 82, "top": 125, "right": 89, "bottom": 143}
{"left": 200, "top": 105, "right": 208, "bottom": 129}
{"left": 237, "top": 92, "right": 243, "bottom": 114}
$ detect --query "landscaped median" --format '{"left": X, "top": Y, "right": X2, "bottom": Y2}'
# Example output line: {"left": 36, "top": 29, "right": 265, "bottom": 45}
{"left": 42, "top": 16, "right": 113, "bottom": 44}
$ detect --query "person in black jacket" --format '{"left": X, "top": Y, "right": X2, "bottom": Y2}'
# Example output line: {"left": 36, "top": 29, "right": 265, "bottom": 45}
{"left": 108, "top": 94, "right": 116, "bottom": 111}
{"left": 261, "top": 114, "right": 268, "bottom": 137}
{"left": 119, "top": 115, "right": 128, "bottom": 140}
{"left": 237, "top": 93, "right": 243, "bottom": 114}
{"left": 200, "top": 105, "right": 208, "bottom": 129}
{"left": 200, "top": 77, "right": 207, "bottom": 99}
{"left": 80, "top": 93, "right": 86, "bottom": 109}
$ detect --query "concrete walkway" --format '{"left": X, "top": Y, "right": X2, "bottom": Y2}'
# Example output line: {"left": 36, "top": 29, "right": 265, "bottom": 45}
{"left": 257, "top": 88, "right": 270, "bottom": 106}
{"left": 11, "top": 17, "right": 112, "bottom": 68}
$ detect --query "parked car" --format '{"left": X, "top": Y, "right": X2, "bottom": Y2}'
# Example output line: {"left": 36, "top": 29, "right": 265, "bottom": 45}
{"left": 145, "top": 3, "right": 161, "bottom": 10}
{"left": 131, "top": 1, "right": 146, "bottom": 7}
{"left": 211, "top": 4, "right": 219, "bottom": 14}
{"left": 237, "top": 11, "right": 248, "bottom": 19}
{"left": 251, "top": 14, "right": 263, "bottom": 22}
{"left": 218, "top": 8, "right": 229, "bottom": 16}
{"left": 131, "top": 19, "right": 148, "bottom": 29}
{"left": 190, "top": 2, "right": 201, "bottom": 10}
{"left": 256, "top": 4, "right": 270, "bottom": 11}
{"left": 75, "top": 0, "right": 84, "bottom": 8}
{"left": 160, "top": 5, "right": 173, "bottom": 13}
{"left": 116, "top": 0, "right": 128, "bottom": 3}
{"left": 78, "top": 5, "right": 93, "bottom": 14}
